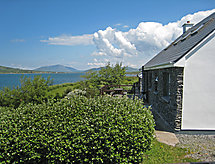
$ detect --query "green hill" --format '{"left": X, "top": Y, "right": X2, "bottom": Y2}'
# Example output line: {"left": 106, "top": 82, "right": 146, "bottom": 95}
{"left": 34, "top": 64, "right": 80, "bottom": 72}
{"left": 0, "top": 66, "right": 37, "bottom": 74}
{"left": 0, "top": 65, "right": 139, "bottom": 74}
{"left": 85, "top": 66, "right": 139, "bottom": 73}
{"left": 126, "top": 67, "right": 139, "bottom": 72}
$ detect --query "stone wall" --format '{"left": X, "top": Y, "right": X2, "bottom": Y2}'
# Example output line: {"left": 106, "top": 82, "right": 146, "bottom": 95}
{"left": 143, "top": 67, "right": 184, "bottom": 131}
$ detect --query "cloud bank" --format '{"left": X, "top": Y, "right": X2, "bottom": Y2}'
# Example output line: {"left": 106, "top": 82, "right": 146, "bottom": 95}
{"left": 41, "top": 9, "right": 215, "bottom": 68}
{"left": 89, "top": 9, "right": 215, "bottom": 67}
{"left": 41, "top": 34, "right": 94, "bottom": 46}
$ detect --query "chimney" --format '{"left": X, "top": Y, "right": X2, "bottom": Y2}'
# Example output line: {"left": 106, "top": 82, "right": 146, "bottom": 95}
{"left": 182, "top": 21, "right": 194, "bottom": 33}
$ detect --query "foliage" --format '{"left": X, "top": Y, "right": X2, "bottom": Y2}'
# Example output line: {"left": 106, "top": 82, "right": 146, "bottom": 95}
{"left": 0, "top": 75, "right": 52, "bottom": 108}
{"left": 71, "top": 80, "right": 100, "bottom": 98}
{"left": 99, "top": 62, "right": 126, "bottom": 85}
{"left": 78, "top": 62, "right": 127, "bottom": 97}
{"left": 0, "top": 106, "right": 9, "bottom": 114}
{"left": 65, "top": 89, "right": 87, "bottom": 98}
{"left": 47, "top": 83, "right": 74, "bottom": 99}
{"left": 46, "top": 74, "right": 138, "bottom": 99}
{"left": 46, "top": 63, "right": 136, "bottom": 98}
{"left": 123, "top": 76, "right": 139, "bottom": 85}
{"left": 83, "top": 62, "right": 126, "bottom": 86}
{"left": 142, "top": 140, "right": 198, "bottom": 164}
{"left": 48, "top": 83, "right": 74, "bottom": 91}
{"left": 0, "top": 95, "right": 155, "bottom": 163}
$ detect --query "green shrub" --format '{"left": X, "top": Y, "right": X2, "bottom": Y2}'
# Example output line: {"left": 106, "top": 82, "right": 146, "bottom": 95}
{"left": 0, "top": 106, "right": 10, "bottom": 114}
{"left": 72, "top": 81, "right": 100, "bottom": 98}
{"left": 0, "top": 96, "right": 155, "bottom": 163}
{"left": 64, "top": 87, "right": 73, "bottom": 94}
{"left": 0, "top": 75, "right": 52, "bottom": 108}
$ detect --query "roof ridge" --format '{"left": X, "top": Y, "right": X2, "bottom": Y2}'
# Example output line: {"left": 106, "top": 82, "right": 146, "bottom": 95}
{"left": 144, "top": 12, "right": 215, "bottom": 69}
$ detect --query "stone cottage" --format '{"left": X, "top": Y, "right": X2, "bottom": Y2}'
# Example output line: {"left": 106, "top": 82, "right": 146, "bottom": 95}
{"left": 142, "top": 12, "right": 215, "bottom": 131}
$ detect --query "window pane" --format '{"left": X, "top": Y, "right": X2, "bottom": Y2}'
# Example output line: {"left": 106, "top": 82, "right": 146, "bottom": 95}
{"left": 148, "top": 72, "right": 152, "bottom": 88}
{"left": 163, "top": 72, "right": 170, "bottom": 96}
{"left": 154, "top": 73, "right": 158, "bottom": 92}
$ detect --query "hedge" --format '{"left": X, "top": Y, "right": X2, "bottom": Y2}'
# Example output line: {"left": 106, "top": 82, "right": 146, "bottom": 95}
{"left": 0, "top": 95, "right": 155, "bottom": 163}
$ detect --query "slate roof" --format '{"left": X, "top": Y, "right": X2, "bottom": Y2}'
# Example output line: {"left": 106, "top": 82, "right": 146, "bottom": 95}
{"left": 144, "top": 12, "right": 215, "bottom": 69}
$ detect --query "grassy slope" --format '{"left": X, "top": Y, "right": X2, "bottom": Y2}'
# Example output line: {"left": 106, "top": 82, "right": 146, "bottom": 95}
{"left": 0, "top": 65, "right": 54, "bottom": 74}
{"left": 0, "top": 66, "right": 36, "bottom": 74}
{"left": 47, "top": 83, "right": 74, "bottom": 97}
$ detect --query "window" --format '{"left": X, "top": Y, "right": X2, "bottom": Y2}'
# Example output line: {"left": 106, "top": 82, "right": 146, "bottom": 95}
{"left": 163, "top": 72, "right": 170, "bottom": 97}
{"left": 148, "top": 72, "right": 152, "bottom": 89}
{"left": 181, "top": 32, "right": 191, "bottom": 41}
{"left": 154, "top": 73, "right": 158, "bottom": 92}
{"left": 191, "top": 24, "right": 204, "bottom": 35}
{"left": 173, "top": 37, "right": 181, "bottom": 45}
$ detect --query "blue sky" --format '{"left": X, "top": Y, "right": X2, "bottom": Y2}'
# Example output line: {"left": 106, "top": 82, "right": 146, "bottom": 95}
{"left": 0, "top": 0, "right": 215, "bottom": 70}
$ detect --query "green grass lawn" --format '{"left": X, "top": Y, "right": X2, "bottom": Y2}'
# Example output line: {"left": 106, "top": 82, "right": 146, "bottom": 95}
{"left": 142, "top": 139, "right": 198, "bottom": 164}
{"left": 47, "top": 83, "right": 74, "bottom": 97}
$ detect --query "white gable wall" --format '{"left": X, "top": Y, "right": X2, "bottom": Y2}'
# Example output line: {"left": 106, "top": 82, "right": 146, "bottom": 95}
{"left": 180, "top": 32, "right": 215, "bottom": 130}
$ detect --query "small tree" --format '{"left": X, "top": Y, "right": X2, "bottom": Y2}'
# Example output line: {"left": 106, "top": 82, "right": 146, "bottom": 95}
{"left": 0, "top": 75, "right": 52, "bottom": 108}
{"left": 79, "top": 63, "right": 126, "bottom": 97}
{"left": 98, "top": 62, "right": 126, "bottom": 85}
{"left": 19, "top": 75, "right": 52, "bottom": 104}
{"left": 83, "top": 62, "right": 126, "bottom": 86}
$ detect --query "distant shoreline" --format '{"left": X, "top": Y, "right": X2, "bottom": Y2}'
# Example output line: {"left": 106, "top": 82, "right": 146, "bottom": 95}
{"left": 0, "top": 72, "right": 85, "bottom": 74}
{"left": 0, "top": 72, "right": 86, "bottom": 89}
{"left": 0, "top": 71, "right": 138, "bottom": 75}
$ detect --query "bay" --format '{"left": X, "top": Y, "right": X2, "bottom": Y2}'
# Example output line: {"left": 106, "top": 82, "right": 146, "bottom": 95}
{"left": 0, "top": 72, "right": 85, "bottom": 90}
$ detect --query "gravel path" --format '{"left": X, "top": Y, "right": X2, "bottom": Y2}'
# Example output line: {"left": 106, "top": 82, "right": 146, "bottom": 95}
{"left": 175, "top": 134, "right": 215, "bottom": 162}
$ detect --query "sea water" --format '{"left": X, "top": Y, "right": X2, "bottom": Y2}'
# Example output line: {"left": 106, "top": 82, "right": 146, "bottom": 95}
{"left": 0, "top": 73, "right": 85, "bottom": 90}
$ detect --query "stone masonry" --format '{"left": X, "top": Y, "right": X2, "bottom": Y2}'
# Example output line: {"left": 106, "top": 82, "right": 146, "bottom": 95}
{"left": 142, "top": 67, "right": 184, "bottom": 131}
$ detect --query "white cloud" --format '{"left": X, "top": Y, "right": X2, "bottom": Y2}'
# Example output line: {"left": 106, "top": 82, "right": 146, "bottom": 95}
{"left": 91, "top": 51, "right": 107, "bottom": 56}
{"left": 123, "top": 25, "right": 129, "bottom": 28}
{"left": 87, "top": 58, "right": 109, "bottom": 67}
{"left": 40, "top": 9, "right": 215, "bottom": 68}
{"left": 87, "top": 58, "right": 138, "bottom": 68}
{"left": 115, "top": 23, "right": 122, "bottom": 26}
{"left": 91, "top": 9, "right": 215, "bottom": 68}
{"left": 114, "top": 23, "right": 129, "bottom": 29}
{"left": 41, "top": 34, "right": 94, "bottom": 46}
{"left": 93, "top": 27, "right": 137, "bottom": 58}
{"left": 11, "top": 39, "right": 25, "bottom": 43}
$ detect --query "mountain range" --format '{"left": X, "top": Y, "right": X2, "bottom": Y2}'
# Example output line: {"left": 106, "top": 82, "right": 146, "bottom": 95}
{"left": 87, "top": 67, "right": 139, "bottom": 72}
{"left": 34, "top": 65, "right": 139, "bottom": 73}
{"left": 0, "top": 64, "right": 139, "bottom": 74}
{"left": 0, "top": 65, "right": 37, "bottom": 74}
{"left": 33, "top": 64, "right": 80, "bottom": 72}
